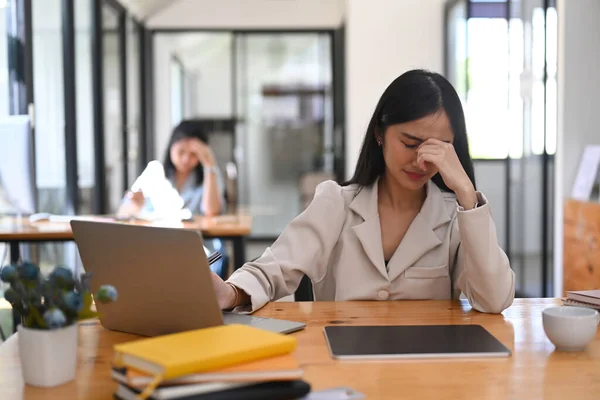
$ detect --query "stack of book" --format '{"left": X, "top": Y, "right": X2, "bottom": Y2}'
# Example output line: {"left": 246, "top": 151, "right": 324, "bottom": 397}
{"left": 563, "top": 290, "right": 600, "bottom": 310}
{"left": 111, "top": 324, "right": 311, "bottom": 400}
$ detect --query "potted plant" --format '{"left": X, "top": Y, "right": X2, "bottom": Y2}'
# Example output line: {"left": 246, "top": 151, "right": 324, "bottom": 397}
{"left": 0, "top": 262, "right": 118, "bottom": 387}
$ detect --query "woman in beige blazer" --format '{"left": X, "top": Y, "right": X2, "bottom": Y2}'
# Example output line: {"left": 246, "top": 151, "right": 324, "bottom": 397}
{"left": 212, "top": 69, "right": 515, "bottom": 314}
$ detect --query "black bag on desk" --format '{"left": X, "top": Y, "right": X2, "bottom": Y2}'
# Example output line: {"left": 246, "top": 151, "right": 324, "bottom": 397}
{"left": 115, "top": 379, "right": 311, "bottom": 400}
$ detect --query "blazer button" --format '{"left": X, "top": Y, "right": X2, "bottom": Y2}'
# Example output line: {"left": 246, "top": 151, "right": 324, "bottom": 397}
{"left": 377, "top": 290, "right": 389, "bottom": 300}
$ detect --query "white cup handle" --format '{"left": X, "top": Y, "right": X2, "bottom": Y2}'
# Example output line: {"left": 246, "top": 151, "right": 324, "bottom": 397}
{"left": 596, "top": 312, "right": 600, "bottom": 325}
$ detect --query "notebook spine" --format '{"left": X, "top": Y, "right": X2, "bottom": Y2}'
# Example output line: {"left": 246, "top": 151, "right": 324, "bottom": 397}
{"left": 562, "top": 298, "right": 600, "bottom": 310}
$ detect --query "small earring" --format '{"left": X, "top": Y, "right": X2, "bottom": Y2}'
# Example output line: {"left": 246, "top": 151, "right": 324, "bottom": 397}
{"left": 378, "top": 141, "right": 382, "bottom": 146}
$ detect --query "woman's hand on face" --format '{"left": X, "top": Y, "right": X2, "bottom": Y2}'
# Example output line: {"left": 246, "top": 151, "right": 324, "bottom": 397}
{"left": 417, "top": 139, "right": 477, "bottom": 207}
{"left": 191, "top": 139, "right": 217, "bottom": 168}
{"left": 211, "top": 272, "right": 237, "bottom": 310}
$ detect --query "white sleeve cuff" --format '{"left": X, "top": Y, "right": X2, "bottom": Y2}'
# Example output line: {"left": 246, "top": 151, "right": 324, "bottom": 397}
{"left": 226, "top": 271, "right": 271, "bottom": 314}
{"left": 457, "top": 191, "right": 487, "bottom": 212}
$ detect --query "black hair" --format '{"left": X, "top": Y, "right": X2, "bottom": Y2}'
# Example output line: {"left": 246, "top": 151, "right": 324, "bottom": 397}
{"left": 163, "top": 120, "right": 208, "bottom": 185}
{"left": 344, "top": 69, "right": 476, "bottom": 192}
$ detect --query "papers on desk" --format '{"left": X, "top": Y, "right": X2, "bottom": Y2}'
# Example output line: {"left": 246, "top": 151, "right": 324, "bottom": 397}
{"left": 563, "top": 290, "right": 600, "bottom": 310}
{"left": 29, "top": 213, "right": 115, "bottom": 223}
{"left": 126, "top": 161, "right": 193, "bottom": 222}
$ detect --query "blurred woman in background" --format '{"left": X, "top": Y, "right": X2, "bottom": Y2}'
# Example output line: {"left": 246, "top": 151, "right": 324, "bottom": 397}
{"left": 118, "top": 120, "right": 228, "bottom": 277}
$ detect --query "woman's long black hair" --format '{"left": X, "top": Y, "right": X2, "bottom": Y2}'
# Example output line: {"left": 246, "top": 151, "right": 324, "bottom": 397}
{"left": 344, "top": 69, "right": 475, "bottom": 192}
{"left": 163, "top": 120, "right": 208, "bottom": 185}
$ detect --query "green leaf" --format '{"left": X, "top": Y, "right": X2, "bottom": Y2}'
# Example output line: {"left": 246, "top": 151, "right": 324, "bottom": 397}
{"left": 25, "top": 307, "right": 47, "bottom": 329}
{"left": 24, "top": 280, "right": 39, "bottom": 291}
{"left": 76, "top": 291, "right": 94, "bottom": 320}
{"left": 78, "top": 310, "right": 100, "bottom": 320}
{"left": 24, "top": 310, "right": 35, "bottom": 328}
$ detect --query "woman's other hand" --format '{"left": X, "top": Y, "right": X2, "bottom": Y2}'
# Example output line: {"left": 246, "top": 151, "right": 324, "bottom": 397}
{"left": 126, "top": 190, "right": 145, "bottom": 208}
{"left": 191, "top": 139, "right": 217, "bottom": 168}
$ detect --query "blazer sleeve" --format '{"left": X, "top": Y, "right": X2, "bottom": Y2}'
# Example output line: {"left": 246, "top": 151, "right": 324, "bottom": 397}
{"left": 226, "top": 180, "right": 347, "bottom": 313}
{"left": 450, "top": 191, "right": 516, "bottom": 314}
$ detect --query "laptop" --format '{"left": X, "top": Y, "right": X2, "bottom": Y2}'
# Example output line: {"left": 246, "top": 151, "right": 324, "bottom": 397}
{"left": 70, "top": 220, "right": 306, "bottom": 337}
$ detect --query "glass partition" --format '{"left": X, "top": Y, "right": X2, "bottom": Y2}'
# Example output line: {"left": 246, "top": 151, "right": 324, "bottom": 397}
{"left": 102, "top": 1, "right": 126, "bottom": 212}
{"left": 32, "top": 0, "right": 65, "bottom": 215}
{"left": 507, "top": 0, "right": 557, "bottom": 297}
{"left": 236, "top": 33, "right": 333, "bottom": 237}
{"left": 445, "top": 0, "right": 558, "bottom": 296}
{"left": 153, "top": 31, "right": 336, "bottom": 238}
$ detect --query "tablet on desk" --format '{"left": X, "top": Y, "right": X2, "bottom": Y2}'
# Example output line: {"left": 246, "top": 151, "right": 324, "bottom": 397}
{"left": 324, "top": 325, "right": 511, "bottom": 360}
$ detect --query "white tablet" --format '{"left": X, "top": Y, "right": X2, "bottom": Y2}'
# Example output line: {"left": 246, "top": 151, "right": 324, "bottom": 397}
{"left": 324, "top": 325, "right": 511, "bottom": 359}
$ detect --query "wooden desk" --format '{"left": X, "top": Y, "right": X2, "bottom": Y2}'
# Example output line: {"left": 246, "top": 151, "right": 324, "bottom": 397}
{"left": 1, "top": 299, "right": 599, "bottom": 399}
{"left": 0, "top": 215, "right": 252, "bottom": 268}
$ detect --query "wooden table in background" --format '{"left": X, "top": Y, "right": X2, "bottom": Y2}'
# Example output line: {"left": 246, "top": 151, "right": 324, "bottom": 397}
{"left": 1, "top": 298, "right": 599, "bottom": 399}
{"left": 0, "top": 214, "right": 252, "bottom": 269}
{"left": 0, "top": 215, "right": 252, "bottom": 336}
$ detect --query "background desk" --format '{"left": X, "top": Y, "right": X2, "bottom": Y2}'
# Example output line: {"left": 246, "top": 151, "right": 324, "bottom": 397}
{"left": 0, "top": 215, "right": 252, "bottom": 270}
{"left": 1, "top": 298, "right": 599, "bottom": 399}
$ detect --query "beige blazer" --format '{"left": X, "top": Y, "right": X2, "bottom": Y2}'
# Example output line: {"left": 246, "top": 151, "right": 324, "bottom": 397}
{"left": 227, "top": 179, "right": 515, "bottom": 314}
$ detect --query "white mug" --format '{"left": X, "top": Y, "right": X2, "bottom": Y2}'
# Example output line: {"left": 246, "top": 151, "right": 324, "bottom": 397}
{"left": 542, "top": 306, "right": 600, "bottom": 352}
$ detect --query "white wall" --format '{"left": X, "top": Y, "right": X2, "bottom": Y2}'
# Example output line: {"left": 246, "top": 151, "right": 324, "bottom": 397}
{"left": 555, "top": 0, "right": 600, "bottom": 296}
{"left": 186, "top": 36, "right": 233, "bottom": 118}
{"left": 345, "top": 0, "right": 446, "bottom": 177}
{"left": 146, "top": 0, "right": 345, "bottom": 29}
{"left": 557, "top": 0, "right": 600, "bottom": 196}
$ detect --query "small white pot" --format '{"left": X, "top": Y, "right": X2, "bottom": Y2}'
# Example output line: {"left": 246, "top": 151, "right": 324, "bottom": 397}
{"left": 18, "top": 323, "right": 78, "bottom": 387}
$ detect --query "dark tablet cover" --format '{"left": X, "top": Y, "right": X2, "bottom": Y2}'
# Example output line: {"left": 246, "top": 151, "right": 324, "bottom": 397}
{"left": 324, "top": 325, "right": 511, "bottom": 359}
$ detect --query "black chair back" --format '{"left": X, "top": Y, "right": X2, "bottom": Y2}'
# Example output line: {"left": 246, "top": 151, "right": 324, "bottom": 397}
{"left": 295, "top": 274, "right": 314, "bottom": 301}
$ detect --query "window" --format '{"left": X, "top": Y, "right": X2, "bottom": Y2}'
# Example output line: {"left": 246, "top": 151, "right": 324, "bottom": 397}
{"left": 465, "top": 17, "right": 510, "bottom": 159}
{"left": 75, "top": 0, "right": 95, "bottom": 214}
{"left": 32, "top": 0, "right": 66, "bottom": 214}
{"left": 0, "top": 0, "right": 8, "bottom": 117}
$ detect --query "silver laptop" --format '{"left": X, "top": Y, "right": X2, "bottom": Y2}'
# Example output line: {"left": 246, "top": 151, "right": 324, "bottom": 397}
{"left": 70, "top": 220, "right": 306, "bottom": 337}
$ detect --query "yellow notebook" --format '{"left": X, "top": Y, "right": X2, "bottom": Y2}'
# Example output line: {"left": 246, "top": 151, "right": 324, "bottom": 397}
{"left": 113, "top": 324, "right": 297, "bottom": 399}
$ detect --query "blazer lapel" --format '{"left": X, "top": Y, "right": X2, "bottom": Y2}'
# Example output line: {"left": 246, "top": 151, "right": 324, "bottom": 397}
{"left": 387, "top": 181, "right": 452, "bottom": 281}
{"left": 349, "top": 181, "right": 388, "bottom": 280}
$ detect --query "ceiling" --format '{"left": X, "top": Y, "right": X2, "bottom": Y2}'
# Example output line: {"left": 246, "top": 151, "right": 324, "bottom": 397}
{"left": 117, "top": 0, "right": 178, "bottom": 20}
{"left": 120, "top": 0, "right": 345, "bottom": 29}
